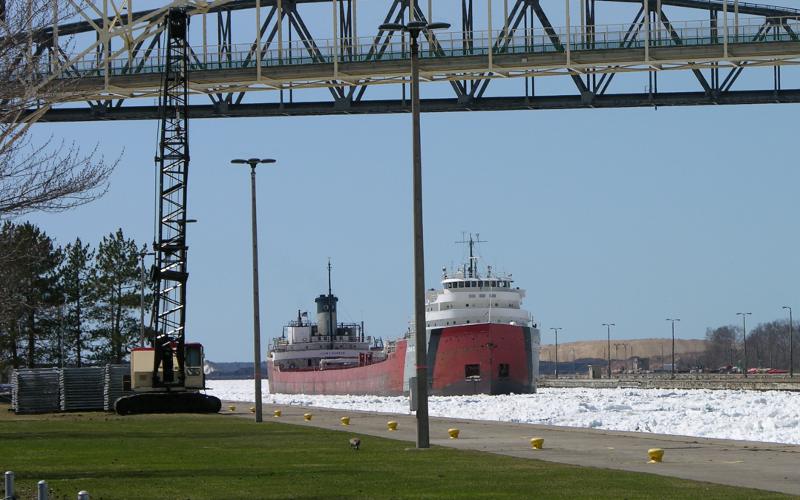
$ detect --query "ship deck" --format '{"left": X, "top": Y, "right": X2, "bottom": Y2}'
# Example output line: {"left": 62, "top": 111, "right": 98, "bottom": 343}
{"left": 227, "top": 402, "right": 800, "bottom": 496}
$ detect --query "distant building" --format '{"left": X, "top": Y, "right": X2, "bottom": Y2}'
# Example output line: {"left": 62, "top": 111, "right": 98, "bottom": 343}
{"left": 632, "top": 357, "right": 649, "bottom": 372}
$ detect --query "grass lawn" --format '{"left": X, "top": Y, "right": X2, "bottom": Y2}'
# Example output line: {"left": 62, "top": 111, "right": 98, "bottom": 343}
{"left": 0, "top": 404, "right": 789, "bottom": 499}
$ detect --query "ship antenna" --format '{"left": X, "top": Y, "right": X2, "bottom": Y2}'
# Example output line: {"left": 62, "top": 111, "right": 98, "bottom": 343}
{"left": 327, "top": 258, "right": 335, "bottom": 350}
{"left": 469, "top": 234, "right": 474, "bottom": 278}
{"left": 327, "top": 258, "right": 332, "bottom": 296}
{"left": 456, "top": 233, "right": 487, "bottom": 278}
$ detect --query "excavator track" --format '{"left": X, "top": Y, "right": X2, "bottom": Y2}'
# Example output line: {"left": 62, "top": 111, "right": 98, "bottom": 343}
{"left": 114, "top": 392, "right": 221, "bottom": 415}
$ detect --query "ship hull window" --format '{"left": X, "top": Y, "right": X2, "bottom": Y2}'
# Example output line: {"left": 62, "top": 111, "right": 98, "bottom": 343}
{"left": 465, "top": 364, "right": 480, "bottom": 378}
{"left": 499, "top": 363, "right": 510, "bottom": 379}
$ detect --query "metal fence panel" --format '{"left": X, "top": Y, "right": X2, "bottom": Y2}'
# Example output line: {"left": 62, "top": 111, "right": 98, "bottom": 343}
{"left": 60, "top": 367, "right": 105, "bottom": 411}
{"left": 12, "top": 369, "right": 60, "bottom": 414}
{"left": 103, "top": 364, "right": 132, "bottom": 411}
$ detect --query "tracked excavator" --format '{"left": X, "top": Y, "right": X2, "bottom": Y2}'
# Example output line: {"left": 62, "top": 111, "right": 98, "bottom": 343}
{"left": 115, "top": 9, "right": 221, "bottom": 415}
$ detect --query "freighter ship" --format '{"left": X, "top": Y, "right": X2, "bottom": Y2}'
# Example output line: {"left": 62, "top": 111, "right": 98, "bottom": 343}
{"left": 267, "top": 235, "right": 540, "bottom": 396}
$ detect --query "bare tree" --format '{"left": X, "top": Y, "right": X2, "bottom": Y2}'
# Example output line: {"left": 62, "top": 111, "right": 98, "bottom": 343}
{"left": 0, "top": 0, "right": 115, "bottom": 219}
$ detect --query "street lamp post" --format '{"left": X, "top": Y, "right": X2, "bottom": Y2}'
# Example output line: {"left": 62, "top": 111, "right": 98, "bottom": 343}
{"left": 622, "top": 344, "right": 628, "bottom": 372}
{"left": 378, "top": 18, "right": 450, "bottom": 450}
{"left": 571, "top": 348, "right": 576, "bottom": 375}
{"left": 666, "top": 318, "right": 680, "bottom": 379}
{"left": 602, "top": 323, "right": 615, "bottom": 378}
{"left": 231, "top": 157, "right": 277, "bottom": 423}
{"left": 623, "top": 343, "right": 628, "bottom": 373}
{"left": 550, "top": 327, "right": 562, "bottom": 378}
{"left": 629, "top": 345, "right": 634, "bottom": 372}
{"left": 783, "top": 306, "right": 793, "bottom": 377}
{"left": 736, "top": 312, "right": 752, "bottom": 378}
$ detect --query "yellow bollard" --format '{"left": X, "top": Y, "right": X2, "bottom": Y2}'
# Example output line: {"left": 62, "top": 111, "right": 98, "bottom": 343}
{"left": 648, "top": 448, "right": 664, "bottom": 464}
{"left": 530, "top": 437, "right": 544, "bottom": 450}
{"left": 387, "top": 420, "right": 398, "bottom": 431}
{"left": 273, "top": 410, "right": 282, "bottom": 417}
{"left": 249, "top": 407, "right": 256, "bottom": 413}
{"left": 303, "top": 413, "right": 313, "bottom": 421}
{"left": 340, "top": 416, "right": 351, "bottom": 426}
{"left": 228, "top": 405, "right": 236, "bottom": 412}
{"left": 447, "top": 428, "right": 460, "bottom": 439}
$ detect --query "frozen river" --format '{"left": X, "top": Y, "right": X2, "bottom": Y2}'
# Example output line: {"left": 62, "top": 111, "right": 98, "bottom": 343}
{"left": 207, "top": 380, "right": 800, "bottom": 445}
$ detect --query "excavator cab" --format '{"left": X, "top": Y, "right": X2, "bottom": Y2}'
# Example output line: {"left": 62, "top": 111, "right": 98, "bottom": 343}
{"left": 127, "top": 343, "right": 205, "bottom": 392}
{"left": 115, "top": 343, "right": 220, "bottom": 415}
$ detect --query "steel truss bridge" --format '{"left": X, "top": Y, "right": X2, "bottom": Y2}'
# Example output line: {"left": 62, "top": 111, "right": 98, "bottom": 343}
{"left": 22, "top": 0, "right": 800, "bottom": 121}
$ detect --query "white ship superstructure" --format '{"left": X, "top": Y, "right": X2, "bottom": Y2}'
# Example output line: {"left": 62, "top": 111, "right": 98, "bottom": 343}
{"left": 425, "top": 236, "right": 532, "bottom": 329}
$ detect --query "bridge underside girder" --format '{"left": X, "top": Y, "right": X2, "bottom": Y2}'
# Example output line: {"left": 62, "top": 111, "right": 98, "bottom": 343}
{"left": 38, "top": 89, "right": 800, "bottom": 122}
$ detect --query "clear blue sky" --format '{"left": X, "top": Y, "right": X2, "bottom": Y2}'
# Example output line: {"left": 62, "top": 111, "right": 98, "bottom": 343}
{"left": 22, "top": 0, "right": 800, "bottom": 360}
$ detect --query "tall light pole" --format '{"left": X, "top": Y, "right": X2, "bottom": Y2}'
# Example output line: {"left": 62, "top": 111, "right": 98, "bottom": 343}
{"left": 736, "top": 312, "right": 752, "bottom": 378}
{"left": 231, "top": 157, "right": 277, "bottom": 423}
{"left": 623, "top": 343, "right": 628, "bottom": 372}
{"left": 571, "top": 348, "right": 576, "bottom": 375}
{"left": 629, "top": 345, "right": 634, "bottom": 372}
{"left": 666, "top": 318, "right": 680, "bottom": 379}
{"left": 602, "top": 323, "right": 615, "bottom": 378}
{"left": 379, "top": 18, "right": 450, "bottom": 450}
{"left": 783, "top": 306, "right": 793, "bottom": 377}
{"left": 550, "top": 327, "right": 562, "bottom": 378}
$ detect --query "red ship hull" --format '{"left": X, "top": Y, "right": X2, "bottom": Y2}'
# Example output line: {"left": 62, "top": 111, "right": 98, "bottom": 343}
{"left": 267, "top": 341, "right": 407, "bottom": 396}
{"left": 268, "top": 324, "right": 535, "bottom": 396}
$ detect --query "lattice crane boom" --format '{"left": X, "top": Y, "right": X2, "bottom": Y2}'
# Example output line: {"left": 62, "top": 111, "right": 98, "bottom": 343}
{"left": 150, "top": 8, "right": 191, "bottom": 388}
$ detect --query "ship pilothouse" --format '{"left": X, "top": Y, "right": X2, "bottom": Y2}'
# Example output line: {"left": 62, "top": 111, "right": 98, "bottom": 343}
{"left": 425, "top": 234, "right": 533, "bottom": 329}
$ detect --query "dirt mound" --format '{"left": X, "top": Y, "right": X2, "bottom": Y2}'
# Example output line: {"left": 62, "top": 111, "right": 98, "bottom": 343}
{"left": 539, "top": 338, "right": 707, "bottom": 361}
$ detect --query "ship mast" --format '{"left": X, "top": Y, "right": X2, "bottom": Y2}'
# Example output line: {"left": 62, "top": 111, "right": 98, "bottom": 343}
{"left": 327, "top": 258, "right": 334, "bottom": 350}
{"left": 456, "top": 233, "right": 486, "bottom": 278}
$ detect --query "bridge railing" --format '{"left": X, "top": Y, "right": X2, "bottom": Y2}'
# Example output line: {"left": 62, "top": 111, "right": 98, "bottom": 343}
{"left": 48, "top": 15, "right": 800, "bottom": 80}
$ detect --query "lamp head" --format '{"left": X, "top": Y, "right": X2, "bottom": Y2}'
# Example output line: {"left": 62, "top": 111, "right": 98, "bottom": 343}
{"left": 426, "top": 22, "right": 451, "bottom": 30}
{"left": 231, "top": 158, "right": 277, "bottom": 166}
{"left": 379, "top": 22, "right": 405, "bottom": 31}
{"left": 379, "top": 21, "right": 450, "bottom": 33}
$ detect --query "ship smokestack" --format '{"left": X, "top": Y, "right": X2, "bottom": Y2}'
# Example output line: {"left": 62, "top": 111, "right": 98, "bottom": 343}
{"left": 316, "top": 259, "right": 338, "bottom": 348}
{"left": 315, "top": 294, "right": 338, "bottom": 339}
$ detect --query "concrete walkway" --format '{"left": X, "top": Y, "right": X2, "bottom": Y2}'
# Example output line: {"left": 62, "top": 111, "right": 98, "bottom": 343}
{"left": 224, "top": 401, "right": 800, "bottom": 496}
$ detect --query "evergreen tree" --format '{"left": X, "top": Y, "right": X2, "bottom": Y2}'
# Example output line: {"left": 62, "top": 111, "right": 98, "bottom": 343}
{"left": 0, "top": 222, "right": 62, "bottom": 368}
{"left": 0, "top": 221, "right": 24, "bottom": 369}
{"left": 90, "top": 229, "right": 143, "bottom": 363}
{"left": 60, "top": 237, "right": 94, "bottom": 367}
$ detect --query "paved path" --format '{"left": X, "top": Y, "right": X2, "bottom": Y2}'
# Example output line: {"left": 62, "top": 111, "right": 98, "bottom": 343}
{"left": 224, "top": 401, "right": 800, "bottom": 496}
